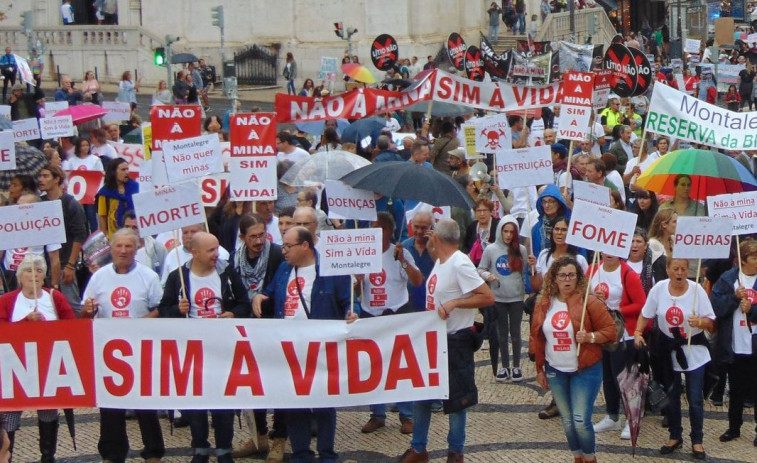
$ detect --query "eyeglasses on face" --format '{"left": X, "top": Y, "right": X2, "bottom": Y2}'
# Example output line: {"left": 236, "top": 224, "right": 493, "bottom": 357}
{"left": 556, "top": 272, "right": 577, "bottom": 281}
{"left": 282, "top": 242, "right": 304, "bottom": 251}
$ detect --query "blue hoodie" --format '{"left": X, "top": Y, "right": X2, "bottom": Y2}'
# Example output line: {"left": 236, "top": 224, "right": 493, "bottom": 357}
{"left": 531, "top": 184, "right": 570, "bottom": 258}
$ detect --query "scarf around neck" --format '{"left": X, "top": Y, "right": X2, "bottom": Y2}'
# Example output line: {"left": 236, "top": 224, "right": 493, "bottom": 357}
{"left": 234, "top": 240, "right": 270, "bottom": 300}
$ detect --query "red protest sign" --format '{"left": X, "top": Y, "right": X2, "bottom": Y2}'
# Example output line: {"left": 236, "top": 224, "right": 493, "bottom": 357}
{"left": 560, "top": 71, "right": 595, "bottom": 106}
{"left": 229, "top": 113, "right": 277, "bottom": 157}
{"left": 67, "top": 170, "right": 104, "bottom": 205}
{"left": 149, "top": 105, "right": 202, "bottom": 151}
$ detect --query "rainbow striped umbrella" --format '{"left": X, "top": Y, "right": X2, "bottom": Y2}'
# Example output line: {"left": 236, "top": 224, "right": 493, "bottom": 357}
{"left": 635, "top": 149, "right": 757, "bottom": 200}
{"left": 341, "top": 63, "right": 376, "bottom": 84}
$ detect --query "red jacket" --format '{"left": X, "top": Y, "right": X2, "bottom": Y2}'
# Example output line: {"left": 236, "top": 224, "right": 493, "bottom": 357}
{"left": 585, "top": 261, "right": 646, "bottom": 336}
{"left": 0, "top": 288, "right": 75, "bottom": 322}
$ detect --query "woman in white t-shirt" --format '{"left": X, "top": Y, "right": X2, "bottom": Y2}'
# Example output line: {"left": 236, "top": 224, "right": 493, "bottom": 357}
{"left": 62, "top": 137, "right": 103, "bottom": 233}
{"left": 586, "top": 253, "right": 646, "bottom": 439}
{"left": 530, "top": 216, "right": 589, "bottom": 293}
{"left": 531, "top": 256, "right": 617, "bottom": 463}
{"left": 634, "top": 258, "right": 715, "bottom": 460}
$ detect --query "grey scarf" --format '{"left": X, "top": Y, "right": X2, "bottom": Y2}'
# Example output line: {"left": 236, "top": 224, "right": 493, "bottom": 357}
{"left": 234, "top": 241, "right": 270, "bottom": 300}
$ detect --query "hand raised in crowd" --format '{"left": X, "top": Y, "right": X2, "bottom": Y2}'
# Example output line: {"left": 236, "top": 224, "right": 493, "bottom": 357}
{"left": 178, "top": 298, "right": 190, "bottom": 315}
{"left": 252, "top": 294, "right": 268, "bottom": 318}
{"left": 527, "top": 254, "right": 537, "bottom": 269}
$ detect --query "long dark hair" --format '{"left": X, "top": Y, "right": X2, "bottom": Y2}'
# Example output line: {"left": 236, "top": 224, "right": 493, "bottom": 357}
{"left": 502, "top": 221, "right": 524, "bottom": 272}
{"left": 630, "top": 190, "right": 659, "bottom": 231}
{"left": 104, "top": 158, "right": 128, "bottom": 190}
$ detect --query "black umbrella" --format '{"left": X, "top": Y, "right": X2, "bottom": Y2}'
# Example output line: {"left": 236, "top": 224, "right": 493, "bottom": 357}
{"left": 63, "top": 408, "right": 76, "bottom": 450}
{"left": 382, "top": 78, "right": 413, "bottom": 89}
{"left": 0, "top": 144, "right": 48, "bottom": 192}
{"left": 340, "top": 161, "right": 476, "bottom": 209}
{"left": 171, "top": 52, "right": 200, "bottom": 64}
{"left": 340, "top": 116, "right": 387, "bottom": 145}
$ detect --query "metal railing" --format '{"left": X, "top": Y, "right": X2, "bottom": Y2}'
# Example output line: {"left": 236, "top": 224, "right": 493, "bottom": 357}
{"left": 536, "top": 8, "right": 617, "bottom": 47}
{"left": 234, "top": 44, "right": 280, "bottom": 86}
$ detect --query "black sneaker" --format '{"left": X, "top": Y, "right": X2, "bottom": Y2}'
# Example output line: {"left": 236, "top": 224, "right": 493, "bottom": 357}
{"left": 495, "top": 368, "right": 510, "bottom": 383}
{"left": 216, "top": 454, "right": 233, "bottom": 463}
{"left": 511, "top": 367, "right": 524, "bottom": 382}
{"left": 190, "top": 455, "right": 209, "bottom": 463}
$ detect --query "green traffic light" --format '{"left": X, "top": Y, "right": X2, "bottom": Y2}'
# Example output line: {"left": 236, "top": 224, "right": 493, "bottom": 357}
{"left": 154, "top": 47, "right": 166, "bottom": 66}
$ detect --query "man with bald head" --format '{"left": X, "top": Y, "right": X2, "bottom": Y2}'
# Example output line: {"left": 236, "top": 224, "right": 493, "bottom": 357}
{"left": 293, "top": 206, "right": 319, "bottom": 243}
{"left": 159, "top": 231, "right": 249, "bottom": 463}
{"left": 160, "top": 223, "right": 230, "bottom": 285}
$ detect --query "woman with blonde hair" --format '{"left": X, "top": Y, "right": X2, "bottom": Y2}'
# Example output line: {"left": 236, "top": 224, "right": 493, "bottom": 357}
{"left": 81, "top": 70, "right": 100, "bottom": 104}
{"left": 648, "top": 209, "right": 677, "bottom": 261}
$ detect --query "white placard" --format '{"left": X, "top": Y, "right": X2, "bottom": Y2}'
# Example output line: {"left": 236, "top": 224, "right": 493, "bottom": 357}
{"left": 566, "top": 199, "right": 636, "bottom": 258}
{"left": 324, "top": 180, "right": 377, "bottom": 221}
{"left": 556, "top": 105, "right": 593, "bottom": 141}
{"left": 12, "top": 118, "right": 41, "bottom": 142}
{"left": 0, "top": 200, "right": 66, "bottom": 251}
{"left": 494, "top": 146, "right": 553, "bottom": 189}
{"left": 229, "top": 156, "right": 277, "bottom": 201}
{"left": 684, "top": 38, "right": 701, "bottom": 54}
{"left": 572, "top": 180, "right": 611, "bottom": 206}
{"left": 0, "top": 105, "right": 11, "bottom": 119}
{"left": 672, "top": 216, "right": 733, "bottom": 259}
{"left": 405, "top": 202, "right": 451, "bottom": 227}
{"left": 0, "top": 131, "right": 16, "bottom": 170}
{"left": 319, "top": 228, "right": 382, "bottom": 276}
{"left": 707, "top": 191, "right": 757, "bottom": 235}
{"left": 475, "top": 115, "right": 512, "bottom": 153}
{"left": 132, "top": 182, "right": 206, "bottom": 237}
{"left": 101, "top": 101, "right": 132, "bottom": 123}
{"left": 138, "top": 159, "right": 154, "bottom": 190}
{"left": 44, "top": 101, "right": 69, "bottom": 116}
{"left": 110, "top": 141, "right": 145, "bottom": 171}
{"left": 150, "top": 150, "right": 168, "bottom": 187}
{"left": 161, "top": 133, "right": 224, "bottom": 184}
{"left": 39, "top": 115, "right": 74, "bottom": 139}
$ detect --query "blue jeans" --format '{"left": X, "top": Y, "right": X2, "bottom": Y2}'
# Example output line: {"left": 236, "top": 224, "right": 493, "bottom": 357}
{"left": 667, "top": 364, "right": 706, "bottom": 444}
{"left": 287, "top": 79, "right": 296, "bottom": 95}
{"left": 489, "top": 24, "right": 500, "bottom": 42}
{"left": 411, "top": 400, "right": 466, "bottom": 453}
{"left": 516, "top": 13, "right": 526, "bottom": 34}
{"left": 370, "top": 402, "right": 413, "bottom": 420}
{"left": 546, "top": 362, "right": 603, "bottom": 458}
{"left": 286, "top": 408, "right": 337, "bottom": 463}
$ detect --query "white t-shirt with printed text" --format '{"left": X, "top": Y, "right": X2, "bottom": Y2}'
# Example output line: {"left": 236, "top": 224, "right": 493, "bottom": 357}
{"left": 284, "top": 264, "right": 315, "bottom": 320}
{"left": 3, "top": 244, "right": 62, "bottom": 272}
{"left": 62, "top": 154, "right": 104, "bottom": 172}
{"left": 543, "top": 298, "right": 578, "bottom": 372}
{"left": 732, "top": 272, "right": 757, "bottom": 355}
{"left": 160, "top": 245, "right": 230, "bottom": 285}
{"left": 361, "top": 247, "right": 416, "bottom": 315}
{"left": 83, "top": 263, "right": 162, "bottom": 319}
{"left": 188, "top": 271, "right": 223, "bottom": 318}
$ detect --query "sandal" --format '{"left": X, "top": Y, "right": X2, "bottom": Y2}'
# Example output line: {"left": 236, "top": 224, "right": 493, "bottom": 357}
{"left": 538, "top": 402, "right": 560, "bottom": 419}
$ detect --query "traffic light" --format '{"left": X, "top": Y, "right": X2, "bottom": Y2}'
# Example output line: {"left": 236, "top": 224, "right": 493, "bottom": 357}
{"left": 21, "top": 11, "right": 33, "bottom": 35}
{"left": 346, "top": 27, "right": 358, "bottom": 39}
{"left": 211, "top": 6, "right": 224, "bottom": 29}
{"left": 334, "top": 22, "right": 344, "bottom": 39}
{"left": 154, "top": 47, "right": 166, "bottom": 66}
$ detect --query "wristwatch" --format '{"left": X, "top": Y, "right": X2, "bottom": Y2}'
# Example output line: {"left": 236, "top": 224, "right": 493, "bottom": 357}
{"left": 401, "top": 261, "right": 408, "bottom": 270}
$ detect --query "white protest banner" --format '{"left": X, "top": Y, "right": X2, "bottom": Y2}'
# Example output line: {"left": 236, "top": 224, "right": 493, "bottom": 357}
{"left": 494, "top": 146, "right": 552, "bottom": 189}
{"left": 132, "top": 182, "right": 206, "bottom": 237}
{"left": 0, "top": 201, "right": 66, "bottom": 251}
{"left": 405, "top": 202, "right": 451, "bottom": 228}
{"left": 566, "top": 199, "right": 636, "bottom": 258}
{"left": 149, "top": 150, "right": 169, "bottom": 187}
{"left": 324, "top": 180, "right": 377, "bottom": 221}
{"left": 138, "top": 159, "right": 154, "bottom": 190}
{"left": 475, "top": 115, "right": 511, "bottom": 153}
{"left": 13, "top": 55, "right": 34, "bottom": 87}
{"left": 39, "top": 115, "right": 74, "bottom": 139}
{"left": 229, "top": 156, "right": 277, "bottom": 201}
{"left": 0, "top": 105, "right": 10, "bottom": 120}
{"left": 572, "top": 181, "right": 611, "bottom": 206}
{"left": 557, "top": 71, "right": 595, "bottom": 141}
{"left": 708, "top": 191, "right": 757, "bottom": 235}
{"left": 43, "top": 101, "right": 68, "bottom": 116}
{"left": 319, "top": 228, "right": 382, "bottom": 277}
{"left": 684, "top": 38, "right": 701, "bottom": 54}
{"left": 318, "top": 56, "right": 339, "bottom": 81}
{"left": 0, "top": 131, "right": 16, "bottom": 170}
{"left": 12, "top": 118, "right": 41, "bottom": 142}
{"left": 200, "top": 173, "right": 230, "bottom": 207}
{"left": 672, "top": 217, "right": 733, "bottom": 259}
{"left": 110, "top": 142, "right": 144, "bottom": 172}
{"left": 646, "top": 83, "right": 757, "bottom": 150}
{"left": 162, "top": 133, "right": 224, "bottom": 184}
{"left": 101, "top": 101, "right": 132, "bottom": 123}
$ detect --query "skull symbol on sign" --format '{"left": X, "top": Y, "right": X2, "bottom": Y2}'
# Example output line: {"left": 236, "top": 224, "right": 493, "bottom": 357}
{"left": 481, "top": 128, "right": 506, "bottom": 151}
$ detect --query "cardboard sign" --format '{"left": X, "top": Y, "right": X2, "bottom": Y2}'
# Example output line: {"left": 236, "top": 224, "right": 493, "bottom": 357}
{"left": 567, "top": 199, "right": 636, "bottom": 258}
{"left": 132, "top": 182, "right": 206, "bottom": 237}
{"left": 229, "top": 113, "right": 277, "bottom": 157}
{"left": 460, "top": 123, "right": 480, "bottom": 158}
{"left": 149, "top": 105, "right": 202, "bottom": 151}
{"left": 371, "top": 34, "right": 399, "bottom": 71}
{"left": 475, "top": 115, "right": 511, "bottom": 153}
{"left": 593, "top": 69, "right": 613, "bottom": 110}
{"left": 161, "top": 134, "right": 224, "bottom": 184}
{"left": 319, "top": 228, "right": 382, "bottom": 276}
{"left": 101, "top": 101, "right": 132, "bottom": 123}
{"left": 44, "top": 101, "right": 68, "bottom": 116}
{"left": 714, "top": 17, "right": 735, "bottom": 46}
{"left": 324, "top": 180, "right": 377, "bottom": 221}
{"left": 110, "top": 142, "right": 144, "bottom": 172}
{"left": 464, "top": 46, "right": 485, "bottom": 82}
{"left": 39, "top": 115, "right": 74, "bottom": 139}
{"left": 603, "top": 43, "right": 637, "bottom": 97}
{"left": 229, "top": 156, "right": 278, "bottom": 201}
{"left": 573, "top": 181, "right": 611, "bottom": 206}
{"left": 141, "top": 123, "right": 152, "bottom": 160}
{"left": 0, "top": 131, "right": 16, "bottom": 170}
{"left": 447, "top": 33, "right": 467, "bottom": 71}
{"left": 673, "top": 217, "right": 733, "bottom": 259}
{"left": 495, "top": 146, "right": 553, "bottom": 189}
{"left": 67, "top": 170, "right": 104, "bottom": 205}
{"left": 12, "top": 118, "right": 41, "bottom": 142}
{"left": 707, "top": 191, "right": 757, "bottom": 235}
{"left": 0, "top": 200, "right": 66, "bottom": 251}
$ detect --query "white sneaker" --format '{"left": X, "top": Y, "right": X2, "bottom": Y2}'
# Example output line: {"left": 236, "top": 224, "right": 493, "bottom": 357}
{"left": 594, "top": 415, "right": 622, "bottom": 433}
{"left": 620, "top": 422, "right": 631, "bottom": 440}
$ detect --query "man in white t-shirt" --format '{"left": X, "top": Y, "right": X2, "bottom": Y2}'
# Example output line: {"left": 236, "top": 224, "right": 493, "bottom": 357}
{"left": 399, "top": 219, "right": 493, "bottom": 463}
{"left": 257, "top": 200, "right": 282, "bottom": 245}
{"left": 161, "top": 223, "right": 230, "bottom": 285}
{"left": 80, "top": 228, "right": 165, "bottom": 463}
{"left": 276, "top": 131, "right": 310, "bottom": 164}
{"left": 359, "top": 213, "right": 424, "bottom": 436}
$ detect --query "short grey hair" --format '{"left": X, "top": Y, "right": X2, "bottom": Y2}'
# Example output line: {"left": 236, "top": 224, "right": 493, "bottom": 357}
{"left": 413, "top": 210, "right": 434, "bottom": 225}
{"left": 16, "top": 254, "right": 47, "bottom": 280}
{"left": 435, "top": 219, "right": 460, "bottom": 244}
{"left": 111, "top": 227, "right": 140, "bottom": 247}
{"left": 376, "top": 135, "right": 391, "bottom": 150}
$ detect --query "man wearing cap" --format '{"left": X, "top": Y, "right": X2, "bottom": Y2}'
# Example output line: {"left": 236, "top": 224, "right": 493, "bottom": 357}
{"left": 447, "top": 148, "right": 470, "bottom": 177}
{"left": 8, "top": 82, "right": 41, "bottom": 121}
{"left": 1, "top": 47, "right": 17, "bottom": 103}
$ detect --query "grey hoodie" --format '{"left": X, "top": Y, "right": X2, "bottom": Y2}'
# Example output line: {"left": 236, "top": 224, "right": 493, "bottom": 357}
{"left": 477, "top": 216, "right": 529, "bottom": 303}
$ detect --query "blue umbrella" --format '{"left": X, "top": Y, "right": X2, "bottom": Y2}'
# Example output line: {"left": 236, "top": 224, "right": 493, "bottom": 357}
{"left": 340, "top": 116, "right": 387, "bottom": 145}
{"left": 295, "top": 118, "right": 350, "bottom": 136}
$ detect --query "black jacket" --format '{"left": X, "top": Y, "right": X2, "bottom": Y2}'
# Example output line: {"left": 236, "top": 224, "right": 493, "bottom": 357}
{"left": 229, "top": 243, "right": 284, "bottom": 318}
{"left": 159, "top": 261, "right": 250, "bottom": 319}
{"left": 444, "top": 324, "right": 483, "bottom": 414}
{"left": 463, "top": 218, "right": 499, "bottom": 255}
{"left": 711, "top": 267, "right": 757, "bottom": 363}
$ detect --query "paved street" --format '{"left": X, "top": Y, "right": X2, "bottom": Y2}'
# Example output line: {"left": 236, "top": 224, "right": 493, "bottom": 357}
{"left": 9, "top": 317, "right": 757, "bottom": 462}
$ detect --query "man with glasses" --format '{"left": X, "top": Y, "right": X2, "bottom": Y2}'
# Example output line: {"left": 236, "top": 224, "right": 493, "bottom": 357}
{"left": 600, "top": 97, "right": 623, "bottom": 141}
{"left": 292, "top": 206, "right": 319, "bottom": 244}
{"left": 253, "top": 227, "right": 358, "bottom": 463}
{"left": 159, "top": 231, "right": 250, "bottom": 463}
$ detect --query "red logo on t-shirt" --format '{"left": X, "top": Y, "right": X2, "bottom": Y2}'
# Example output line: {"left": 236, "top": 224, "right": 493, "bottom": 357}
{"left": 551, "top": 311, "right": 570, "bottom": 330}
{"left": 195, "top": 287, "right": 216, "bottom": 308}
{"left": 428, "top": 274, "right": 438, "bottom": 295}
{"left": 287, "top": 277, "right": 305, "bottom": 296}
{"left": 594, "top": 282, "right": 609, "bottom": 300}
{"left": 110, "top": 287, "right": 132, "bottom": 309}
{"left": 746, "top": 289, "right": 757, "bottom": 305}
{"left": 76, "top": 165, "right": 87, "bottom": 171}
{"left": 164, "top": 238, "right": 176, "bottom": 250}
{"left": 369, "top": 270, "right": 386, "bottom": 287}
{"left": 665, "top": 306, "right": 684, "bottom": 326}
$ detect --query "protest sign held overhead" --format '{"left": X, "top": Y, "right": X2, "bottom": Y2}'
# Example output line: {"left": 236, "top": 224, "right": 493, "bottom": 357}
{"left": 371, "top": 34, "right": 398, "bottom": 71}
{"left": 480, "top": 36, "right": 510, "bottom": 79}
{"left": 67, "top": 171, "right": 104, "bottom": 205}
{"left": 43, "top": 101, "right": 68, "bottom": 116}
{"left": 0, "top": 130, "right": 15, "bottom": 170}
{"left": 229, "top": 156, "right": 277, "bottom": 201}
{"left": 557, "top": 71, "right": 594, "bottom": 141}
{"left": 629, "top": 48, "right": 652, "bottom": 96}
{"left": 464, "top": 46, "right": 485, "bottom": 82}
{"left": 673, "top": 217, "right": 733, "bottom": 259}
{"left": 475, "top": 114, "right": 511, "bottom": 153}
{"left": 161, "top": 133, "right": 224, "bottom": 184}
{"left": 447, "top": 33, "right": 467, "bottom": 71}
{"left": 603, "top": 43, "right": 637, "bottom": 97}
{"left": 592, "top": 69, "right": 613, "bottom": 111}
{"left": 324, "top": 180, "right": 377, "bottom": 222}
{"left": 567, "top": 200, "right": 636, "bottom": 258}
{"left": 150, "top": 105, "right": 203, "bottom": 151}
{"left": 495, "top": 146, "right": 552, "bottom": 189}
{"left": 572, "top": 181, "right": 611, "bottom": 206}
{"left": 132, "top": 182, "right": 206, "bottom": 237}
{"left": 101, "top": 101, "right": 132, "bottom": 123}
{"left": 319, "top": 228, "right": 382, "bottom": 277}
{"left": 229, "top": 113, "right": 277, "bottom": 156}
{"left": 707, "top": 191, "right": 757, "bottom": 235}
{"left": 0, "top": 200, "right": 66, "bottom": 251}
{"left": 39, "top": 115, "right": 74, "bottom": 139}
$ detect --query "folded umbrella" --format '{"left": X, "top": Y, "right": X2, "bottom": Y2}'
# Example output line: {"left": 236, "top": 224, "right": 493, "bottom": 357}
{"left": 63, "top": 408, "right": 77, "bottom": 450}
